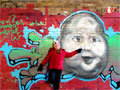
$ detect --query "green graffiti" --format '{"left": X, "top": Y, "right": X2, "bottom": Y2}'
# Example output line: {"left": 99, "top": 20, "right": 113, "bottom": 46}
{"left": 105, "top": 34, "right": 120, "bottom": 61}
{"left": 8, "top": 34, "right": 53, "bottom": 66}
{"left": 9, "top": 49, "right": 41, "bottom": 65}
{"left": 106, "top": 34, "right": 120, "bottom": 47}
{"left": 0, "top": 15, "right": 24, "bottom": 27}
{"left": 105, "top": 34, "right": 120, "bottom": 50}
{"left": 0, "top": 15, "right": 24, "bottom": 42}
{"left": 28, "top": 32, "right": 42, "bottom": 43}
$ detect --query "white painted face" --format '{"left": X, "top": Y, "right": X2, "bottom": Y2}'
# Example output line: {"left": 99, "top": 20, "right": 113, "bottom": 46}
{"left": 60, "top": 13, "right": 108, "bottom": 79}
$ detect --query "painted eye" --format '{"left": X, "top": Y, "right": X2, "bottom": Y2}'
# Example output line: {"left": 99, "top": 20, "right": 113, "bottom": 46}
{"left": 72, "top": 36, "right": 82, "bottom": 42}
{"left": 90, "top": 36, "right": 100, "bottom": 42}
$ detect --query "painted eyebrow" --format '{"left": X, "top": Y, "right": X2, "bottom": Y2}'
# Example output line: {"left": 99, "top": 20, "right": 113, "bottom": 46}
{"left": 87, "top": 19, "right": 94, "bottom": 24}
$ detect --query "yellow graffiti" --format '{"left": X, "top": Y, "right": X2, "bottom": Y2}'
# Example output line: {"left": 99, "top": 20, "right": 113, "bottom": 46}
{"left": 29, "top": 18, "right": 47, "bottom": 26}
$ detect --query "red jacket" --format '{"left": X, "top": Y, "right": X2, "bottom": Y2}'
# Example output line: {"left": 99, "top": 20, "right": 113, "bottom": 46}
{"left": 41, "top": 48, "right": 77, "bottom": 70}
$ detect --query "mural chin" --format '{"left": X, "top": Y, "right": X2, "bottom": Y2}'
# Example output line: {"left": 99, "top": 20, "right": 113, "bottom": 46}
{"left": 63, "top": 51, "right": 108, "bottom": 79}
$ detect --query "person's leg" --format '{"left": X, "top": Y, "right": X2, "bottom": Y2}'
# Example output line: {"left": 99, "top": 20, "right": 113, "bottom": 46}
{"left": 53, "top": 70, "right": 62, "bottom": 90}
{"left": 48, "top": 69, "right": 55, "bottom": 84}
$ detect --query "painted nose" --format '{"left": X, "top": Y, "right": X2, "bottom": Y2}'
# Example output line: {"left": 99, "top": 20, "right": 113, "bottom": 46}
{"left": 84, "top": 44, "right": 91, "bottom": 50}
{"left": 81, "top": 41, "right": 91, "bottom": 51}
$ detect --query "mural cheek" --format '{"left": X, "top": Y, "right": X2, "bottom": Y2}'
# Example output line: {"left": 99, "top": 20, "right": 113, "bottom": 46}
{"left": 65, "top": 55, "right": 82, "bottom": 67}
{"left": 91, "top": 42, "right": 107, "bottom": 57}
{"left": 61, "top": 39, "right": 78, "bottom": 52}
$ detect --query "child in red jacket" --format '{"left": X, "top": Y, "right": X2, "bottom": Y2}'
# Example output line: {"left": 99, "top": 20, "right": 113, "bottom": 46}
{"left": 38, "top": 41, "right": 82, "bottom": 90}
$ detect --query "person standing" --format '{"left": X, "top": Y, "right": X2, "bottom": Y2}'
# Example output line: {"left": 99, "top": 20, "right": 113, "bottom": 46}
{"left": 38, "top": 41, "right": 82, "bottom": 90}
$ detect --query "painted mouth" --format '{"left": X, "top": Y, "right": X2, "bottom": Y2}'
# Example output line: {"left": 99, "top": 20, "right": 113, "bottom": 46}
{"left": 81, "top": 56, "right": 95, "bottom": 64}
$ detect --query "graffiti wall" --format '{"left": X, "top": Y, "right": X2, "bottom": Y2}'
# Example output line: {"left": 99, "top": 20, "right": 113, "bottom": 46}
{"left": 0, "top": 5, "right": 120, "bottom": 90}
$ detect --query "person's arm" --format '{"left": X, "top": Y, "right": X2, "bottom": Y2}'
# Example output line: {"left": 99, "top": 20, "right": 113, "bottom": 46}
{"left": 37, "top": 49, "right": 51, "bottom": 71}
{"left": 65, "top": 48, "right": 82, "bottom": 58}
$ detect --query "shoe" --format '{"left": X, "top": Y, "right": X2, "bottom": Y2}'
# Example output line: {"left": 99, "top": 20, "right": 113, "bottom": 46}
{"left": 50, "top": 83, "right": 54, "bottom": 87}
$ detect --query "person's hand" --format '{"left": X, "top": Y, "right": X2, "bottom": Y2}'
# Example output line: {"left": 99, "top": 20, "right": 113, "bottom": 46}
{"left": 76, "top": 48, "right": 82, "bottom": 53}
{"left": 37, "top": 64, "right": 44, "bottom": 71}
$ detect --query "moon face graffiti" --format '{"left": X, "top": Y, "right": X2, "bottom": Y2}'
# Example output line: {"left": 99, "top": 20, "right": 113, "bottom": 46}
{"left": 60, "top": 11, "right": 108, "bottom": 79}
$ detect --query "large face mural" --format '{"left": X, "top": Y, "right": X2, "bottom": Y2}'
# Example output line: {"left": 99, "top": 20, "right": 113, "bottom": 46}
{"left": 0, "top": 7, "right": 120, "bottom": 90}
{"left": 60, "top": 11, "right": 109, "bottom": 79}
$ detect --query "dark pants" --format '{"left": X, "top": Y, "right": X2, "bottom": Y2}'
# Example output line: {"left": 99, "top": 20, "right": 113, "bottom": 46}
{"left": 48, "top": 69, "right": 62, "bottom": 90}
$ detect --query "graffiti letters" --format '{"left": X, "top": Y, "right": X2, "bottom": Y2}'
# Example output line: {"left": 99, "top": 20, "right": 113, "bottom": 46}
{"left": 29, "top": 18, "right": 47, "bottom": 26}
{"left": 100, "top": 66, "right": 120, "bottom": 89}
{"left": 0, "top": 15, "right": 24, "bottom": 42}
